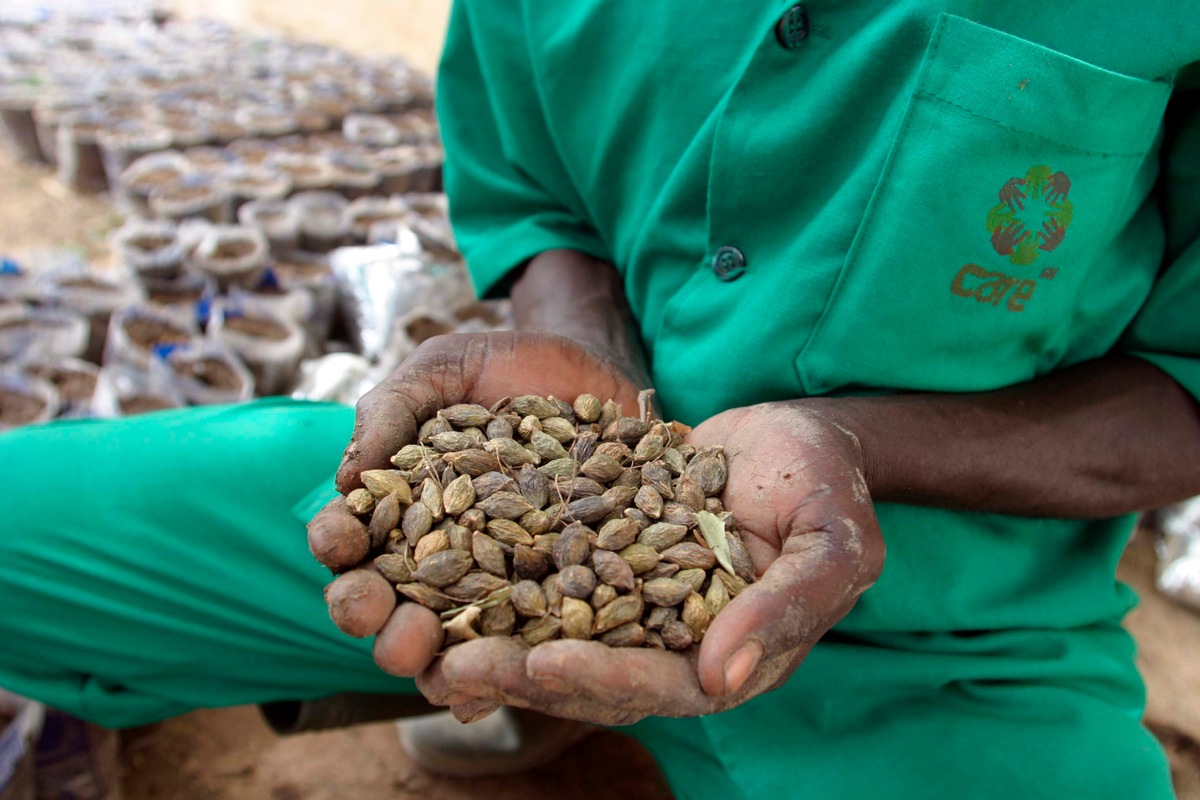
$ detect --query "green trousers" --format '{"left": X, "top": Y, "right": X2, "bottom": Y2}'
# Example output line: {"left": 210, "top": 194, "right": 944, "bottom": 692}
{"left": 0, "top": 400, "right": 1173, "bottom": 799}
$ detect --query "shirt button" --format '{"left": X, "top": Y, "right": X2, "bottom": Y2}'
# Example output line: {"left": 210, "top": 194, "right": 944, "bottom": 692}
{"left": 712, "top": 246, "right": 746, "bottom": 281}
{"left": 775, "top": 5, "right": 810, "bottom": 49}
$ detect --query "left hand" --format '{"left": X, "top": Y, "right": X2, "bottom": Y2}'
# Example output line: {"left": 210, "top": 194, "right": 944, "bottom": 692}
{"left": 417, "top": 401, "right": 886, "bottom": 725}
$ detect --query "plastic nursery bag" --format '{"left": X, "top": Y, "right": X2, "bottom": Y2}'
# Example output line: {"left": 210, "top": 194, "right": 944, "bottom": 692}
{"left": 209, "top": 298, "right": 304, "bottom": 396}
{"left": 1157, "top": 497, "right": 1200, "bottom": 612}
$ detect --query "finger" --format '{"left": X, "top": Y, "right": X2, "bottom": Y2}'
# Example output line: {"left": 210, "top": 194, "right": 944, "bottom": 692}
{"left": 325, "top": 569, "right": 396, "bottom": 638}
{"left": 308, "top": 497, "right": 370, "bottom": 572}
{"left": 450, "top": 700, "right": 502, "bottom": 724}
{"left": 372, "top": 601, "right": 444, "bottom": 676}
{"left": 422, "top": 636, "right": 543, "bottom": 704}
{"left": 697, "top": 523, "right": 882, "bottom": 698}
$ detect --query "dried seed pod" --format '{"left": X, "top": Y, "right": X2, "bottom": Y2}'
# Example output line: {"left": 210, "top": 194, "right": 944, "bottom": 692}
{"left": 633, "top": 434, "right": 666, "bottom": 464}
{"left": 619, "top": 543, "right": 661, "bottom": 575}
{"left": 308, "top": 506, "right": 370, "bottom": 571}
{"left": 429, "top": 431, "right": 479, "bottom": 453}
{"left": 397, "top": 582, "right": 457, "bottom": 611}
{"left": 641, "top": 463, "right": 675, "bottom": 500}
{"left": 661, "top": 542, "right": 717, "bottom": 570}
{"left": 559, "top": 565, "right": 598, "bottom": 599}
{"left": 402, "top": 501, "right": 433, "bottom": 545}
{"left": 459, "top": 507, "right": 487, "bottom": 532}
{"left": 645, "top": 605, "right": 679, "bottom": 631}
{"left": 598, "top": 399, "right": 622, "bottom": 431}
{"left": 420, "top": 478, "right": 444, "bottom": 521}
{"left": 518, "top": 414, "right": 543, "bottom": 439}
{"left": 346, "top": 488, "right": 376, "bottom": 516}
{"left": 485, "top": 437, "right": 541, "bottom": 467}
{"left": 419, "top": 414, "right": 453, "bottom": 440}
{"left": 486, "top": 416, "right": 514, "bottom": 440}
{"left": 486, "top": 518, "right": 535, "bottom": 547}
{"left": 472, "top": 532, "right": 509, "bottom": 578}
{"left": 473, "top": 471, "right": 518, "bottom": 500}
{"left": 519, "top": 508, "right": 553, "bottom": 536}
{"left": 706, "top": 574, "right": 731, "bottom": 615}
{"left": 674, "top": 475, "right": 705, "bottom": 513}
{"left": 414, "top": 529, "right": 450, "bottom": 563}
{"left": 725, "top": 528, "right": 758, "bottom": 584}
{"left": 561, "top": 597, "right": 595, "bottom": 640}
{"left": 514, "top": 544, "right": 551, "bottom": 581}
{"left": 564, "top": 495, "right": 617, "bottom": 524}
{"left": 675, "top": 568, "right": 707, "bottom": 593}
{"left": 592, "top": 548, "right": 636, "bottom": 591}
{"left": 593, "top": 594, "right": 644, "bottom": 634}
{"left": 520, "top": 614, "right": 562, "bottom": 645}
{"left": 642, "top": 578, "right": 693, "bottom": 607}
{"left": 443, "top": 448, "right": 503, "bottom": 477}
{"left": 614, "top": 468, "right": 643, "bottom": 490}
{"left": 684, "top": 445, "right": 728, "bottom": 496}
{"left": 580, "top": 453, "right": 624, "bottom": 483}
{"left": 600, "top": 622, "right": 646, "bottom": 648}
{"left": 441, "top": 465, "right": 459, "bottom": 487}
{"left": 638, "top": 522, "right": 689, "bottom": 552}
{"left": 408, "top": 462, "right": 434, "bottom": 485}
{"left": 532, "top": 533, "right": 560, "bottom": 556}
{"left": 573, "top": 393, "right": 602, "bottom": 423}
{"left": 511, "top": 395, "right": 560, "bottom": 419}
{"left": 715, "top": 568, "right": 748, "bottom": 597}
{"left": 623, "top": 508, "right": 652, "bottom": 530}
{"left": 643, "top": 561, "right": 681, "bottom": 580}
{"left": 603, "top": 485, "right": 640, "bottom": 507}
{"left": 682, "top": 592, "right": 713, "bottom": 641}
{"left": 595, "top": 441, "right": 633, "bottom": 464}
{"left": 704, "top": 497, "right": 726, "bottom": 514}
{"left": 555, "top": 476, "right": 606, "bottom": 500}
{"left": 603, "top": 416, "right": 651, "bottom": 445}
{"left": 569, "top": 430, "right": 600, "bottom": 463}
{"left": 443, "top": 605, "right": 481, "bottom": 643}
{"left": 542, "top": 572, "right": 565, "bottom": 613}
{"left": 360, "top": 470, "right": 414, "bottom": 503}
{"left": 661, "top": 502, "right": 699, "bottom": 528}
{"left": 369, "top": 493, "right": 402, "bottom": 549}
{"left": 676, "top": 443, "right": 697, "bottom": 460}
{"left": 374, "top": 553, "right": 413, "bottom": 584}
{"left": 442, "top": 403, "right": 492, "bottom": 428}
{"left": 477, "top": 491, "right": 535, "bottom": 520}
{"left": 325, "top": 570, "right": 396, "bottom": 638}
{"left": 517, "top": 464, "right": 552, "bottom": 508}
{"left": 645, "top": 630, "right": 666, "bottom": 649}
{"left": 511, "top": 579, "right": 549, "bottom": 618}
{"left": 538, "top": 457, "right": 577, "bottom": 479}
{"left": 529, "top": 429, "right": 569, "bottom": 461}
{"left": 540, "top": 416, "right": 577, "bottom": 443}
{"left": 391, "top": 444, "right": 436, "bottom": 470}
{"left": 480, "top": 600, "right": 516, "bottom": 637}
{"left": 661, "top": 447, "right": 687, "bottom": 476}
{"left": 448, "top": 524, "right": 473, "bottom": 552}
{"left": 553, "top": 522, "right": 591, "bottom": 570}
{"left": 413, "top": 549, "right": 474, "bottom": 587}
{"left": 661, "top": 620, "right": 695, "bottom": 651}
{"left": 590, "top": 583, "right": 618, "bottom": 610}
{"left": 634, "top": 485, "right": 664, "bottom": 519}
{"left": 444, "top": 572, "right": 510, "bottom": 602}
{"left": 442, "top": 474, "right": 475, "bottom": 516}
{"left": 548, "top": 397, "right": 576, "bottom": 422}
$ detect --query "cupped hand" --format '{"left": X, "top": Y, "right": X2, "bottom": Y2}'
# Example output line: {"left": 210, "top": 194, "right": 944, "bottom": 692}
{"left": 419, "top": 401, "right": 885, "bottom": 725}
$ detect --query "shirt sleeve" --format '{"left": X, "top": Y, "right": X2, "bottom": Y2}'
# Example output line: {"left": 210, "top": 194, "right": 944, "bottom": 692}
{"left": 1121, "top": 65, "right": 1200, "bottom": 400}
{"left": 435, "top": 2, "right": 610, "bottom": 299}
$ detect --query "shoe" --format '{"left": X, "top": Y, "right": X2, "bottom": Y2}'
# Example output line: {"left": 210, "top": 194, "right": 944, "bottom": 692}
{"left": 398, "top": 707, "right": 594, "bottom": 777}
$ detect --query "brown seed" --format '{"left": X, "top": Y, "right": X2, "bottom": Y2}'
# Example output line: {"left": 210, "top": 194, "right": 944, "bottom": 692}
{"left": 600, "top": 622, "right": 646, "bottom": 648}
{"left": 521, "top": 614, "right": 562, "bottom": 646}
{"left": 486, "top": 416, "right": 514, "bottom": 440}
{"left": 402, "top": 501, "right": 433, "bottom": 545}
{"left": 634, "top": 485, "right": 663, "bottom": 519}
{"left": 549, "top": 397, "right": 576, "bottom": 423}
{"left": 593, "top": 594, "right": 644, "bottom": 634}
{"left": 619, "top": 543, "right": 661, "bottom": 575}
{"left": 640, "top": 462, "right": 675, "bottom": 499}
{"left": 661, "top": 447, "right": 687, "bottom": 476}
{"left": 573, "top": 393, "right": 602, "bottom": 423}
{"left": 555, "top": 476, "right": 606, "bottom": 500}
{"left": 442, "top": 403, "right": 492, "bottom": 428}
{"left": 391, "top": 444, "right": 436, "bottom": 470}
{"left": 661, "top": 542, "right": 717, "bottom": 570}
{"left": 542, "top": 573, "right": 564, "bottom": 613}
{"left": 638, "top": 522, "right": 689, "bottom": 552}
{"left": 706, "top": 574, "right": 731, "bottom": 615}
{"left": 472, "top": 471, "right": 517, "bottom": 500}
{"left": 645, "top": 630, "right": 666, "bottom": 649}
{"left": 642, "top": 578, "right": 693, "bottom": 607}
{"left": 419, "top": 414, "right": 452, "bottom": 440}
{"left": 420, "top": 477, "right": 444, "bottom": 521}
{"left": 596, "top": 517, "right": 641, "bottom": 551}
{"left": 674, "top": 475, "right": 705, "bottom": 513}
{"left": 511, "top": 580, "right": 548, "bottom": 618}
{"left": 480, "top": 600, "right": 516, "bottom": 637}
{"left": 443, "top": 448, "right": 503, "bottom": 477}
{"left": 661, "top": 620, "right": 695, "bottom": 651}
{"left": 360, "top": 470, "right": 414, "bottom": 503}
{"left": 485, "top": 437, "right": 540, "bottom": 467}
{"left": 682, "top": 592, "right": 713, "bottom": 641}
{"left": 413, "top": 549, "right": 474, "bottom": 587}
{"left": 441, "top": 465, "right": 458, "bottom": 486}
{"left": 553, "top": 522, "right": 591, "bottom": 569}
{"left": 471, "top": 532, "right": 509, "bottom": 578}
{"left": 603, "top": 484, "right": 640, "bottom": 507}
{"left": 308, "top": 507, "right": 370, "bottom": 572}
{"left": 325, "top": 569, "right": 396, "bottom": 638}
{"left": 519, "top": 508, "right": 553, "bottom": 536}
{"left": 569, "top": 430, "right": 600, "bottom": 462}
{"left": 459, "top": 507, "right": 487, "bottom": 532}
{"left": 726, "top": 528, "right": 758, "bottom": 583}
{"left": 477, "top": 491, "right": 535, "bottom": 520}
{"left": 643, "top": 561, "right": 681, "bottom": 579}
{"left": 598, "top": 399, "right": 622, "bottom": 431}
{"left": 580, "top": 453, "right": 624, "bottom": 483}
{"left": 538, "top": 457, "right": 577, "bottom": 479}
{"left": 646, "top": 606, "right": 678, "bottom": 631}
{"left": 704, "top": 497, "right": 726, "bottom": 514}
{"left": 684, "top": 445, "right": 728, "bottom": 496}
{"left": 517, "top": 464, "right": 552, "bottom": 509}
{"left": 661, "top": 502, "right": 699, "bottom": 528}
{"left": 442, "top": 474, "right": 475, "bottom": 516}
{"left": 513, "top": 544, "right": 551, "bottom": 581}
{"left": 590, "top": 583, "right": 618, "bottom": 610}
{"left": 564, "top": 495, "right": 617, "bottom": 524}
{"left": 529, "top": 429, "right": 569, "bottom": 461}
{"left": 603, "top": 416, "right": 651, "bottom": 444}
{"left": 413, "top": 529, "right": 450, "bottom": 563}
{"left": 346, "top": 487, "right": 376, "bottom": 516}
{"left": 614, "top": 468, "right": 643, "bottom": 489}
{"left": 561, "top": 597, "right": 594, "bottom": 640}
{"left": 429, "top": 431, "right": 479, "bottom": 453}
{"left": 510, "top": 395, "right": 560, "bottom": 419}
{"left": 715, "top": 568, "right": 748, "bottom": 597}
{"left": 595, "top": 441, "right": 633, "bottom": 465}
{"left": 517, "top": 414, "right": 542, "bottom": 439}
{"left": 676, "top": 443, "right": 697, "bottom": 460}
{"left": 675, "top": 568, "right": 707, "bottom": 593}
{"left": 397, "top": 582, "right": 457, "bottom": 612}
{"left": 592, "top": 548, "right": 637, "bottom": 592}
{"left": 445, "top": 523, "right": 472, "bottom": 552}
{"left": 444, "top": 572, "right": 509, "bottom": 602}
{"left": 633, "top": 433, "right": 666, "bottom": 464}
{"left": 559, "top": 565, "right": 598, "bottom": 599}
{"left": 532, "top": 533, "right": 560, "bottom": 556}
{"left": 540, "top": 416, "right": 577, "bottom": 443}
{"left": 374, "top": 553, "right": 413, "bottom": 583}
{"left": 486, "top": 518, "right": 535, "bottom": 547}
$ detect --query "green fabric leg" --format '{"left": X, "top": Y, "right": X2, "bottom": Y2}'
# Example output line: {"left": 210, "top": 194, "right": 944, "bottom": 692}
{"left": 0, "top": 399, "right": 412, "bottom": 728}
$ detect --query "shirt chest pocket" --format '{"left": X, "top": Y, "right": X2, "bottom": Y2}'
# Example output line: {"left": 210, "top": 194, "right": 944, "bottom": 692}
{"left": 796, "top": 14, "right": 1171, "bottom": 395}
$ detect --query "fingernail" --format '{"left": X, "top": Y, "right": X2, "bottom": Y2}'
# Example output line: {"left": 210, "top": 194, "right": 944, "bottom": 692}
{"left": 453, "top": 701, "right": 500, "bottom": 724}
{"left": 723, "top": 641, "right": 763, "bottom": 695}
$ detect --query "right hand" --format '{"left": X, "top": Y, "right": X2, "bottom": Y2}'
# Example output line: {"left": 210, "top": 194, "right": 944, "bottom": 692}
{"left": 308, "top": 331, "right": 645, "bottom": 678}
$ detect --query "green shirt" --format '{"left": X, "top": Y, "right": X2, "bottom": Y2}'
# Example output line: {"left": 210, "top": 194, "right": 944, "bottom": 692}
{"left": 436, "top": 3, "right": 1199, "bottom": 795}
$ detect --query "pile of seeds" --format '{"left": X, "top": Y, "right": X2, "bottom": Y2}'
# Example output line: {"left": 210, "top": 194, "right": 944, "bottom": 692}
{"left": 317, "top": 392, "right": 757, "bottom": 650}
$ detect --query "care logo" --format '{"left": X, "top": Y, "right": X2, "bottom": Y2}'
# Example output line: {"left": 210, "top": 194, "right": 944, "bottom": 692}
{"left": 950, "top": 164, "right": 1073, "bottom": 313}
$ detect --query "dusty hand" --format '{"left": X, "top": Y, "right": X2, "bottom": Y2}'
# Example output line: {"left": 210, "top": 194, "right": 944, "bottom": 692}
{"left": 308, "top": 331, "right": 644, "bottom": 677}
{"left": 418, "top": 401, "right": 885, "bottom": 725}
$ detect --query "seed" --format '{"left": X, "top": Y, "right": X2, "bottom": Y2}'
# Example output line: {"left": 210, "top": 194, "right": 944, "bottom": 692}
{"left": 429, "top": 431, "right": 479, "bottom": 453}
{"left": 573, "top": 393, "right": 602, "bottom": 423}
{"left": 603, "top": 484, "right": 639, "bottom": 507}
{"left": 472, "top": 471, "right": 518, "bottom": 500}
{"left": 444, "top": 572, "right": 509, "bottom": 602}
{"left": 704, "top": 497, "right": 726, "bottom": 514}
{"left": 674, "top": 475, "right": 704, "bottom": 512}
{"left": 367, "top": 493, "right": 402, "bottom": 549}
{"left": 517, "top": 464, "right": 552, "bottom": 509}
{"left": 486, "top": 518, "right": 534, "bottom": 547}
{"left": 559, "top": 565, "right": 598, "bottom": 599}
{"left": 542, "top": 573, "right": 564, "bottom": 613}
{"left": 486, "top": 416, "right": 514, "bottom": 440}
{"left": 413, "top": 530, "right": 450, "bottom": 563}
{"left": 519, "top": 508, "right": 553, "bottom": 536}
{"left": 480, "top": 600, "right": 516, "bottom": 637}
{"left": 517, "top": 414, "right": 542, "bottom": 439}
{"left": 561, "top": 597, "right": 595, "bottom": 640}
{"left": 540, "top": 416, "right": 577, "bottom": 443}
{"left": 580, "top": 453, "right": 624, "bottom": 483}
{"left": 397, "top": 582, "right": 457, "bottom": 612}
{"left": 555, "top": 476, "right": 606, "bottom": 500}
{"left": 465, "top": 532, "right": 505, "bottom": 578}
{"left": 520, "top": 614, "right": 562, "bottom": 645}
{"left": 675, "top": 568, "right": 707, "bottom": 593}
{"left": 445, "top": 523, "right": 472, "bottom": 552}
{"left": 619, "top": 543, "right": 660, "bottom": 575}
{"left": 661, "top": 620, "right": 695, "bottom": 651}
{"left": 442, "top": 403, "right": 492, "bottom": 428}
{"left": 638, "top": 522, "right": 689, "bottom": 552}
{"left": 681, "top": 592, "right": 713, "bottom": 641}
{"left": 459, "top": 507, "right": 487, "bottom": 532}
{"left": 684, "top": 445, "right": 728, "bottom": 496}
{"left": 564, "top": 495, "right": 616, "bottom": 524}
{"left": 510, "top": 395, "right": 560, "bottom": 419}
{"left": 485, "top": 437, "right": 540, "bottom": 466}
{"left": 391, "top": 444, "right": 436, "bottom": 470}
{"left": 569, "top": 430, "right": 600, "bottom": 462}
{"left": 715, "top": 568, "right": 748, "bottom": 597}
{"left": 595, "top": 441, "right": 633, "bottom": 464}
{"left": 603, "top": 416, "right": 651, "bottom": 444}
{"left": 593, "top": 594, "right": 644, "bottom": 634}
{"left": 511, "top": 580, "right": 548, "bottom": 618}
{"left": 346, "top": 487, "right": 376, "bottom": 516}
{"left": 402, "top": 501, "right": 433, "bottom": 545}
{"left": 532, "top": 533, "right": 559, "bottom": 556}
{"left": 660, "top": 502, "right": 698, "bottom": 528}
{"left": 413, "top": 549, "right": 474, "bottom": 587}
{"left": 643, "top": 561, "right": 681, "bottom": 579}
{"left": 706, "top": 574, "right": 731, "bottom": 615}
{"left": 527, "top": 429, "right": 567, "bottom": 461}
{"left": 591, "top": 548, "right": 636, "bottom": 591}
{"left": 633, "top": 434, "right": 666, "bottom": 464}
{"left": 360, "top": 470, "right": 413, "bottom": 503}
{"left": 477, "top": 491, "right": 535, "bottom": 520}
{"left": 600, "top": 622, "right": 645, "bottom": 648}
{"left": 553, "top": 522, "right": 591, "bottom": 569}
{"left": 624, "top": 508, "right": 652, "bottom": 529}
{"left": 440, "top": 474, "right": 474, "bottom": 516}
{"left": 614, "top": 468, "right": 643, "bottom": 489}
{"left": 513, "top": 544, "right": 551, "bottom": 581}
{"left": 645, "top": 606, "right": 678, "bottom": 631}
{"left": 661, "top": 542, "right": 717, "bottom": 570}
{"left": 634, "top": 485, "right": 663, "bottom": 519}
{"left": 590, "top": 583, "right": 618, "bottom": 610}
{"left": 726, "top": 528, "right": 757, "bottom": 583}
{"left": 443, "top": 449, "right": 502, "bottom": 476}
{"left": 374, "top": 553, "right": 413, "bottom": 583}
{"left": 420, "top": 478, "right": 444, "bottom": 521}
{"left": 419, "top": 414, "right": 452, "bottom": 440}
{"left": 661, "top": 447, "right": 686, "bottom": 475}
{"left": 548, "top": 397, "right": 576, "bottom": 422}
{"left": 645, "top": 630, "right": 666, "bottom": 649}
{"left": 596, "top": 518, "right": 640, "bottom": 551}
{"left": 598, "top": 399, "right": 622, "bottom": 431}
{"left": 642, "top": 578, "right": 693, "bottom": 607}
{"left": 536, "top": 457, "right": 576, "bottom": 479}
{"left": 640, "top": 463, "right": 675, "bottom": 500}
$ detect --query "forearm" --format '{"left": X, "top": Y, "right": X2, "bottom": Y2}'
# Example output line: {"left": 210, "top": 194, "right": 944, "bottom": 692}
{"left": 808, "top": 355, "right": 1200, "bottom": 519}
{"left": 509, "top": 249, "right": 651, "bottom": 386}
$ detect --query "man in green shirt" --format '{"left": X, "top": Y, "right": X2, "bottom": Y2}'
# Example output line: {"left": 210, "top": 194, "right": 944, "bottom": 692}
{"left": 3, "top": 2, "right": 1200, "bottom": 797}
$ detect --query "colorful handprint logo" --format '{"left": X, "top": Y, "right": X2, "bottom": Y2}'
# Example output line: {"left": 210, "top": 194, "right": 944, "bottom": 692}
{"left": 985, "top": 165, "right": 1073, "bottom": 266}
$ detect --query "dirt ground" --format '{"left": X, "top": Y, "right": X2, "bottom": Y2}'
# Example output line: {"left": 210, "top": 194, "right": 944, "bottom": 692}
{"left": 3, "top": 151, "right": 1200, "bottom": 798}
